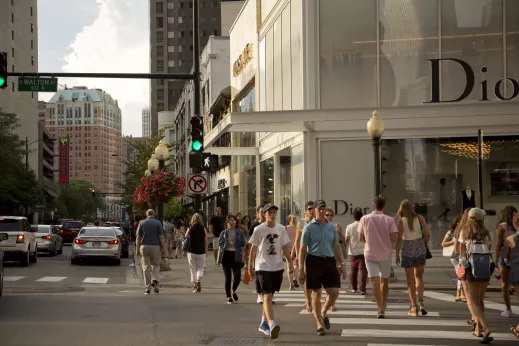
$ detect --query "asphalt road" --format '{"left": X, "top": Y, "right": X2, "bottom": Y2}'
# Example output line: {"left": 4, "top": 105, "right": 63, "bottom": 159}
{"left": 1, "top": 249, "right": 518, "bottom": 346}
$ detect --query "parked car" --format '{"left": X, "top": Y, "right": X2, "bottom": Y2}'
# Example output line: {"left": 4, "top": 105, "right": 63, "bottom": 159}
{"left": 59, "top": 220, "right": 85, "bottom": 243}
{"left": 0, "top": 216, "right": 37, "bottom": 266}
{"left": 31, "top": 225, "right": 63, "bottom": 256}
{"left": 112, "top": 227, "right": 129, "bottom": 258}
{"left": 0, "top": 232, "right": 8, "bottom": 297}
{"left": 71, "top": 227, "right": 121, "bottom": 265}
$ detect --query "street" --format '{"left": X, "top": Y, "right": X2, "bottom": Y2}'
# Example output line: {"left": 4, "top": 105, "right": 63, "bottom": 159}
{"left": 1, "top": 248, "right": 518, "bottom": 346}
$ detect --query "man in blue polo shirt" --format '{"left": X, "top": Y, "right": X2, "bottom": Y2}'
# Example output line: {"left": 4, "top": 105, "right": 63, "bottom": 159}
{"left": 299, "top": 200, "right": 346, "bottom": 336}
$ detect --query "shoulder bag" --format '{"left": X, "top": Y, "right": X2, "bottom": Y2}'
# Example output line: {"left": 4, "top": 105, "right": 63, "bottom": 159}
{"left": 182, "top": 227, "right": 192, "bottom": 252}
{"left": 442, "top": 231, "right": 455, "bottom": 257}
{"left": 419, "top": 216, "right": 432, "bottom": 259}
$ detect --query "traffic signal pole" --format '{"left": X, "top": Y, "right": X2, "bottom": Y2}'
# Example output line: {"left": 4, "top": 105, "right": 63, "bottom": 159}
{"left": 193, "top": 0, "right": 202, "bottom": 212}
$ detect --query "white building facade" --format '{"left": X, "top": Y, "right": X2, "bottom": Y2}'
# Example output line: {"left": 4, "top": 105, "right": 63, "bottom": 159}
{"left": 142, "top": 108, "right": 151, "bottom": 138}
{"left": 206, "top": 0, "right": 519, "bottom": 247}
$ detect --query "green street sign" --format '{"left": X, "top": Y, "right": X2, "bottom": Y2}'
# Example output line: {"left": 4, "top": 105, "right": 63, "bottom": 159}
{"left": 18, "top": 77, "right": 58, "bottom": 92}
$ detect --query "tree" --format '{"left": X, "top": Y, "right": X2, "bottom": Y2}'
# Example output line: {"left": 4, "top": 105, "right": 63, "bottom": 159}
{"left": 0, "top": 109, "right": 42, "bottom": 215}
{"left": 52, "top": 180, "right": 105, "bottom": 220}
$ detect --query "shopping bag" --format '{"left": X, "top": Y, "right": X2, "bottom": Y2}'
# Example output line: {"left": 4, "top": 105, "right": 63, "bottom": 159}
{"left": 243, "top": 268, "right": 251, "bottom": 285}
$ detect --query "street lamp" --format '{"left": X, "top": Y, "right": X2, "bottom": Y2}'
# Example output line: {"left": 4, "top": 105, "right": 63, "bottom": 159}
{"left": 148, "top": 154, "right": 159, "bottom": 173}
{"left": 367, "top": 110, "right": 385, "bottom": 196}
{"left": 154, "top": 141, "right": 169, "bottom": 225}
{"left": 144, "top": 169, "right": 151, "bottom": 177}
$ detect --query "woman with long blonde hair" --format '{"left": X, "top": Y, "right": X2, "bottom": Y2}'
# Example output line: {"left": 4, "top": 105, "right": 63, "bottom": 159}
{"left": 286, "top": 214, "right": 299, "bottom": 290}
{"left": 395, "top": 199, "right": 430, "bottom": 316}
{"left": 185, "top": 213, "right": 208, "bottom": 293}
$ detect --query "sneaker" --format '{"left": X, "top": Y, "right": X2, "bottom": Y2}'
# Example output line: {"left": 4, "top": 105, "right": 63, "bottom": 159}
{"left": 258, "top": 322, "right": 270, "bottom": 336}
{"left": 377, "top": 311, "right": 385, "bottom": 319}
{"left": 293, "top": 280, "right": 300, "bottom": 288}
{"left": 144, "top": 289, "right": 150, "bottom": 295}
{"left": 269, "top": 324, "right": 280, "bottom": 339}
{"left": 501, "top": 310, "right": 513, "bottom": 318}
{"left": 360, "top": 291, "right": 367, "bottom": 295}
{"left": 232, "top": 292, "right": 238, "bottom": 302}
{"left": 348, "top": 287, "right": 357, "bottom": 293}
{"left": 196, "top": 282, "right": 201, "bottom": 292}
{"left": 226, "top": 297, "right": 234, "bottom": 304}
{"left": 257, "top": 294, "right": 263, "bottom": 304}
{"left": 151, "top": 280, "right": 160, "bottom": 294}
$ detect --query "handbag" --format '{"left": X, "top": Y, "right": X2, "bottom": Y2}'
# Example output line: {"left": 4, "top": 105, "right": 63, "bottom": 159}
{"left": 182, "top": 235, "right": 191, "bottom": 252}
{"left": 456, "top": 263, "right": 466, "bottom": 279}
{"left": 419, "top": 216, "right": 432, "bottom": 259}
{"left": 442, "top": 244, "right": 454, "bottom": 257}
{"left": 243, "top": 268, "right": 251, "bottom": 285}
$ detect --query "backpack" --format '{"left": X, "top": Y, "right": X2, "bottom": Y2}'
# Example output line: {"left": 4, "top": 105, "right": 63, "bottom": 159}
{"left": 468, "top": 240, "right": 492, "bottom": 279}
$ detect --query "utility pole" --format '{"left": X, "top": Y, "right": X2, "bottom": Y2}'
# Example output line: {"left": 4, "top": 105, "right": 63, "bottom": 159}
{"left": 25, "top": 137, "right": 29, "bottom": 171}
{"left": 193, "top": 0, "right": 202, "bottom": 212}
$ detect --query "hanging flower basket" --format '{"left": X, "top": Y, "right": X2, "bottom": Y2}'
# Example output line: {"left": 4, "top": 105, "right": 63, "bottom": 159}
{"left": 132, "top": 169, "right": 185, "bottom": 209}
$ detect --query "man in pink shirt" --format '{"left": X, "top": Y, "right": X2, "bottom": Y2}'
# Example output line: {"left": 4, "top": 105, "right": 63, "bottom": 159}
{"left": 358, "top": 196, "right": 398, "bottom": 318}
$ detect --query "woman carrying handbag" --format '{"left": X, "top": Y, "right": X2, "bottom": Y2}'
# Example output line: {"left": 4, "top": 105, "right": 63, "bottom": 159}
{"left": 442, "top": 215, "right": 466, "bottom": 302}
{"left": 184, "top": 213, "right": 208, "bottom": 293}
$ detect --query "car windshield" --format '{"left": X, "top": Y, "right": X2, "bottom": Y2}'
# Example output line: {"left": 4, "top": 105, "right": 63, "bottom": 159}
{"left": 35, "top": 225, "right": 50, "bottom": 233}
{"left": 0, "top": 219, "right": 21, "bottom": 232}
{"left": 63, "top": 221, "right": 83, "bottom": 228}
{"left": 80, "top": 228, "right": 115, "bottom": 237}
{"left": 113, "top": 228, "right": 123, "bottom": 235}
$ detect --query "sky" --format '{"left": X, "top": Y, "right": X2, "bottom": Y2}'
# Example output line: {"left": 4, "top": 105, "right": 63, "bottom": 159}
{"left": 38, "top": 0, "right": 149, "bottom": 137}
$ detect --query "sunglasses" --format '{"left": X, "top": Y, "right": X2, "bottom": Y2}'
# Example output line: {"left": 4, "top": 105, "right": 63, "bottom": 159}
{"left": 325, "top": 214, "right": 333, "bottom": 217}
{"left": 307, "top": 207, "right": 314, "bottom": 210}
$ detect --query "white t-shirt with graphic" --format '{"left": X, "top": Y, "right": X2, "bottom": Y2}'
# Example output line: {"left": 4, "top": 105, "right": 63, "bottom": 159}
{"left": 249, "top": 223, "right": 290, "bottom": 272}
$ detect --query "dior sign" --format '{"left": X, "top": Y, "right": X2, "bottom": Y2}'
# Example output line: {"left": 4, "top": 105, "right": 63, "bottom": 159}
{"left": 426, "top": 58, "right": 519, "bottom": 103}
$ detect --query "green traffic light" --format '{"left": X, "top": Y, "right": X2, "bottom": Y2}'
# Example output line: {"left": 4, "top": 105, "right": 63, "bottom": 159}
{"left": 191, "top": 140, "right": 202, "bottom": 151}
{"left": 0, "top": 77, "right": 5, "bottom": 87}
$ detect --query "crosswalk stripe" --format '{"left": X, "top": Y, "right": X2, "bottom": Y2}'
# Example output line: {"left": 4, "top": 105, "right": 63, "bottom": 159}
{"left": 82, "top": 277, "right": 109, "bottom": 284}
{"left": 331, "top": 317, "right": 461, "bottom": 326}
{"left": 274, "top": 293, "right": 365, "bottom": 299}
{"left": 423, "top": 290, "right": 519, "bottom": 316}
{"left": 3, "top": 276, "right": 25, "bottom": 282}
{"left": 367, "top": 344, "right": 449, "bottom": 346}
{"left": 285, "top": 304, "right": 410, "bottom": 309}
{"left": 36, "top": 276, "right": 67, "bottom": 282}
{"left": 274, "top": 298, "right": 369, "bottom": 303}
{"left": 341, "top": 329, "right": 518, "bottom": 341}
{"left": 276, "top": 290, "right": 364, "bottom": 295}
{"left": 299, "top": 310, "right": 440, "bottom": 317}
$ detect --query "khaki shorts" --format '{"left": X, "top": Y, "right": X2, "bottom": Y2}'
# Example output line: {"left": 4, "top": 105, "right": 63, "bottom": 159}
{"left": 366, "top": 258, "right": 392, "bottom": 279}
{"left": 212, "top": 238, "right": 219, "bottom": 251}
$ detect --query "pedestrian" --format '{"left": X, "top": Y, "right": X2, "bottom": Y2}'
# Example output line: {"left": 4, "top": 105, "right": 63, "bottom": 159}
{"left": 299, "top": 200, "right": 346, "bottom": 336}
{"left": 185, "top": 213, "right": 208, "bottom": 293}
{"left": 218, "top": 214, "right": 246, "bottom": 304}
{"left": 395, "top": 199, "right": 431, "bottom": 316}
{"left": 136, "top": 209, "right": 167, "bottom": 295}
{"left": 459, "top": 208, "right": 494, "bottom": 343}
{"left": 163, "top": 216, "right": 174, "bottom": 259}
{"left": 293, "top": 201, "right": 315, "bottom": 312}
{"left": 285, "top": 214, "right": 299, "bottom": 290}
{"left": 250, "top": 206, "right": 267, "bottom": 303}
{"left": 174, "top": 219, "right": 185, "bottom": 259}
{"left": 249, "top": 203, "right": 294, "bottom": 339}
{"left": 132, "top": 216, "right": 141, "bottom": 242}
{"left": 503, "top": 212, "right": 519, "bottom": 339}
{"left": 358, "top": 196, "right": 398, "bottom": 318}
{"left": 441, "top": 215, "right": 466, "bottom": 302}
{"left": 210, "top": 207, "right": 225, "bottom": 265}
{"left": 324, "top": 207, "right": 344, "bottom": 311}
{"left": 495, "top": 205, "right": 517, "bottom": 318}
{"left": 344, "top": 208, "right": 367, "bottom": 295}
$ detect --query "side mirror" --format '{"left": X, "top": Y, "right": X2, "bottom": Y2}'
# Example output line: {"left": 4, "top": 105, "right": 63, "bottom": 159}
{"left": 0, "top": 233, "right": 8, "bottom": 241}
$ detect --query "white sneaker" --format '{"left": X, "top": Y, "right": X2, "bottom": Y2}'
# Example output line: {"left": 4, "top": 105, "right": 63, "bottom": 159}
{"left": 501, "top": 310, "right": 513, "bottom": 318}
{"left": 257, "top": 294, "right": 263, "bottom": 304}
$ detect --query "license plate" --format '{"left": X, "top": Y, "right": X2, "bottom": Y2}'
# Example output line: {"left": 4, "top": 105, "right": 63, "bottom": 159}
{"left": 92, "top": 241, "right": 101, "bottom": 247}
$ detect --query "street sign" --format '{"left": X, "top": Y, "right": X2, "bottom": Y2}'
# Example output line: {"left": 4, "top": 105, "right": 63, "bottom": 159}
{"left": 18, "top": 77, "right": 58, "bottom": 92}
{"left": 187, "top": 174, "right": 207, "bottom": 195}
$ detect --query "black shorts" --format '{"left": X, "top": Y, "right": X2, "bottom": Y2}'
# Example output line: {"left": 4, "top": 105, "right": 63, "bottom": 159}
{"left": 255, "top": 270, "right": 284, "bottom": 295}
{"left": 305, "top": 254, "right": 341, "bottom": 290}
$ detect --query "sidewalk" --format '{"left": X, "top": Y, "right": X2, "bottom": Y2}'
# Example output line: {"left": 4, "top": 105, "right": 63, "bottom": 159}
{"left": 133, "top": 249, "right": 503, "bottom": 292}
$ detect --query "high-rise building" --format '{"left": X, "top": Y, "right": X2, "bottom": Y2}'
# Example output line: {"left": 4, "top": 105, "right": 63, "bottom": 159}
{"left": 0, "top": 0, "right": 39, "bottom": 172}
{"left": 45, "top": 87, "right": 123, "bottom": 195}
{"left": 38, "top": 100, "right": 46, "bottom": 123}
{"left": 149, "top": 0, "right": 227, "bottom": 135}
{"left": 142, "top": 107, "right": 151, "bottom": 137}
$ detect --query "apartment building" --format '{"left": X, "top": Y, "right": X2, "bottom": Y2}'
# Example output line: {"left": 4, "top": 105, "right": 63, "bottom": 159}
{"left": 45, "top": 87, "right": 123, "bottom": 195}
{"left": 142, "top": 108, "right": 151, "bottom": 137}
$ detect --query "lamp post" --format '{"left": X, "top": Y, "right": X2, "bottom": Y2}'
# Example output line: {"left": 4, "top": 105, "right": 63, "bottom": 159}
{"left": 367, "top": 110, "right": 385, "bottom": 196}
{"left": 154, "top": 141, "right": 169, "bottom": 225}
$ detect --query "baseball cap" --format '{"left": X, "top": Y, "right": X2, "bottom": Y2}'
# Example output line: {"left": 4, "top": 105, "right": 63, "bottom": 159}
{"left": 263, "top": 203, "right": 279, "bottom": 212}
{"left": 315, "top": 200, "right": 327, "bottom": 209}
{"left": 469, "top": 208, "right": 486, "bottom": 221}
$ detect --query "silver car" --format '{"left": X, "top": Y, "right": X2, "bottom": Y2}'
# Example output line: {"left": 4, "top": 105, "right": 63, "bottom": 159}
{"left": 31, "top": 225, "right": 63, "bottom": 256}
{"left": 71, "top": 227, "right": 121, "bottom": 265}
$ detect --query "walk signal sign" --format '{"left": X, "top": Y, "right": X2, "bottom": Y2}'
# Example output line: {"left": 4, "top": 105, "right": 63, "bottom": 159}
{"left": 0, "top": 52, "right": 7, "bottom": 89}
{"left": 190, "top": 116, "right": 203, "bottom": 152}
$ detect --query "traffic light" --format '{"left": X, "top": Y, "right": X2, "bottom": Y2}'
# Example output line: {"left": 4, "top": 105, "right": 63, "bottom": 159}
{"left": 0, "top": 52, "right": 7, "bottom": 90}
{"left": 190, "top": 116, "right": 203, "bottom": 152}
{"left": 91, "top": 188, "right": 95, "bottom": 197}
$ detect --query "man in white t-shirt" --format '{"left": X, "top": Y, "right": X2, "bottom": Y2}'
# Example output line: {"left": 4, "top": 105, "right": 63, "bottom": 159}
{"left": 249, "top": 203, "right": 294, "bottom": 340}
{"left": 344, "top": 208, "right": 367, "bottom": 294}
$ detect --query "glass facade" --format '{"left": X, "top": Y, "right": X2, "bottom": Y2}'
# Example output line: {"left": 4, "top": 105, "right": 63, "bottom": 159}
{"left": 261, "top": 157, "right": 275, "bottom": 205}
{"left": 319, "top": 0, "right": 519, "bottom": 108}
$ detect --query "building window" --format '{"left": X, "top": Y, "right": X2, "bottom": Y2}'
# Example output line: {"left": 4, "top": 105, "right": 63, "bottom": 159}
{"left": 158, "top": 89, "right": 164, "bottom": 100}
{"left": 157, "top": 46, "right": 164, "bottom": 57}
{"left": 30, "top": 7, "right": 33, "bottom": 16}
{"left": 167, "top": 46, "right": 175, "bottom": 52}
{"left": 12, "top": 30, "right": 14, "bottom": 40}
{"left": 178, "top": 16, "right": 183, "bottom": 24}
{"left": 158, "top": 79, "right": 164, "bottom": 86}
{"left": 190, "top": 30, "right": 193, "bottom": 37}
{"left": 11, "top": 13, "right": 14, "bottom": 23}
{"left": 156, "top": 17, "right": 163, "bottom": 29}
{"left": 179, "top": 45, "right": 183, "bottom": 52}
{"left": 211, "top": 16, "right": 217, "bottom": 23}
{"left": 202, "top": 30, "right": 207, "bottom": 37}
{"left": 213, "top": 29, "right": 218, "bottom": 36}
{"left": 157, "top": 60, "right": 164, "bottom": 71}
{"left": 201, "top": 16, "right": 206, "bottom": 23}
{"left": 158, "top": 103, "right": 164, "bottom": 112}
{"left": 168, "top": 17, "right": 174, "bottom": 24}
{"left": 11, "top": 48, "right": 14, "bottom": 58}
{"left": 167, "top": 31, "right": 175, "bottom": 38}
{"left": 31, "top": 24, "right": 34, "bottom": 33}
{"left": 190, "top": 45, "right": 193, "bottom": 51}
{"left": 156, "top": 2, "right": 163, "bottom": 13}
{"left": 157, "top": 31, "right": 164, "bottom": 42}
{"left": 168, "top": 60, "right": 175, "bottom": 67}
{"left": 189, "top": 1, "right": 193, "bottom": 8}
{"left": 167, "top": 2, "right": 174, "bottom": 10}
{"left": 180, "top": 2, "right": 184, "bottom": 9}
{"left": 31, "top": 39, "right": 33, "bottom": 49}
{"left": 31, "top": 56, "right": 34, "bottom": 66}
{"left": 180, "top": 31, "right": 185, "bottom": 38}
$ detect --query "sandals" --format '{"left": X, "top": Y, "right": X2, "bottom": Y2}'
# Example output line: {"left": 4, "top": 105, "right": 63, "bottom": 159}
{"left": 330, "top": 305, "right": 337, "bottom": 312}
{"left": 479, "top": 333, "right": 493, "bottom": 344}
{"left": 467, "top": 320, "right": 476, "bottom": 331}
{"left": 510, "top": 325, "right": 519, "bottom": 339}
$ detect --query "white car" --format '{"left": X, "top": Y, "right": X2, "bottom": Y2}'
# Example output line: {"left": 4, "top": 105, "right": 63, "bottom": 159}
{"left": 0, "top": 216, "right": 37, "bottom": 266}
{"left": 71, "top": 227, "right": 121, "bottom": 265}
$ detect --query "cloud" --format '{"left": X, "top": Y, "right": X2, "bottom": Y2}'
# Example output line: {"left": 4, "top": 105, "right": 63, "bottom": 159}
{"left": 58, "top": 0, "right": 149, "bottom": 137}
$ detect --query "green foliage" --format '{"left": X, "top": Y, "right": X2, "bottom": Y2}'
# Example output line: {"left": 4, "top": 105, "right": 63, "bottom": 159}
{"left": 52, "top": 180, "right": 105, "bottom": 220}
{"left": 0, "top": 110, "right": 43, "bottom": 214}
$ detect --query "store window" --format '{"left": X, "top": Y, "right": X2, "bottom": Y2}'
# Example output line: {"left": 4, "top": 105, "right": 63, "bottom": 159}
{"left": 261, "top": 157, "right": 274, "bottom": 205}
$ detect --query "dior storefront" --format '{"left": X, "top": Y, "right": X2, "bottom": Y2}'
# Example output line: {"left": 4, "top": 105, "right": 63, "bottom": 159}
{"left": 222, "top": 0, "right": 519, "bottom": 247}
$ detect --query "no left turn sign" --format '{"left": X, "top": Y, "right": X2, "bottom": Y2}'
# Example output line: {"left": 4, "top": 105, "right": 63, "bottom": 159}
{"left": 187, "top": 174, "right": 207, "bottom": 194}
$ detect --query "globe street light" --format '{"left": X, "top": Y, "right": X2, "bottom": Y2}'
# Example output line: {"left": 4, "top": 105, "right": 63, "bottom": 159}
{"left": 154, "top": 142, "right": 168, "bottom": 225}
{"left": 148, "top": 154, "right": 159, "bottom": 173}
{"left": 144, "top": 169, "right": 151, "bottom": 177}
{"left": 367, "top": 110, "right": 385, "bottom": 196}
